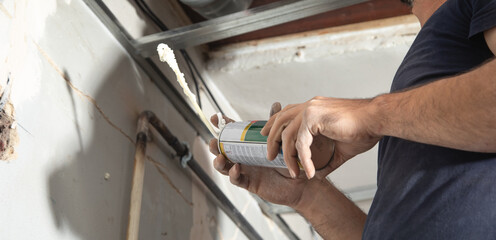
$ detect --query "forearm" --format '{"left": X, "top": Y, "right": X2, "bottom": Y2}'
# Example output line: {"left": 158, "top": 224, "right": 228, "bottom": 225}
{"left": 294, "top": 179, "right": 366, "bottom": 239}
{"left": 370, "top": 58, "right": 496, "bottom": 152}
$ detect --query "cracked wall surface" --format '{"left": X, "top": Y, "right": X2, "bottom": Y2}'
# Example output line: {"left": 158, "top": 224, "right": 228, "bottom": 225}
{"left": 0, "top": 0, "right": 287, "bottom": 239}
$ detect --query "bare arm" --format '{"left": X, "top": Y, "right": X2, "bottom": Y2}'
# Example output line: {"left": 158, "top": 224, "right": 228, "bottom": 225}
{"left": 294, "top": 178, "right": 366, "bottom": 239}
{"left": 263, "top": 28, "right": 496, "bottom": 178}
{"left": 209, "top": 109, "right": 365, "bottom": 239}
{"left": 371, "top": 28, "right": 496, "bottom": 152}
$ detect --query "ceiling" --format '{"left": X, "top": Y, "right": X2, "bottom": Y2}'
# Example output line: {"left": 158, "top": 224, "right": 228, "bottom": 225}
{"left": 179, "top": 0, "right": 412, "bottom": 48}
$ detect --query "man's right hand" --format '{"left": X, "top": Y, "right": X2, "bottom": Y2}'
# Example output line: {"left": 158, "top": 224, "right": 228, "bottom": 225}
{"left": 208, "top": 103, "right": 321, "bottom": 208}
{"left": 209, "top": 103, "right": 366, "bottom": 239}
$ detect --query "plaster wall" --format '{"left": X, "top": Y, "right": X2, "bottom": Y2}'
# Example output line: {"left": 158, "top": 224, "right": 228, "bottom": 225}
{"left": 0, "top": 0, "right": 286, "bottom": 239}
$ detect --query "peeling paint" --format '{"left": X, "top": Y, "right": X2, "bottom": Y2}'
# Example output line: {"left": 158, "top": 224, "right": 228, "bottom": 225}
{"left": 207, "top": 15, "right": 420, "bottom": 72}
{"left": 0, "top": 102, "right": 18, "bottom": 160}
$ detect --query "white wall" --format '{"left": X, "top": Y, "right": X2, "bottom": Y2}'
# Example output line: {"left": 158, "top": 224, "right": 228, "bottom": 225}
{"left": 0, "top": 0, "right": 421, "bottom": 238}
{"left": 0, "top": 0, "right": 287, "bottom": 239}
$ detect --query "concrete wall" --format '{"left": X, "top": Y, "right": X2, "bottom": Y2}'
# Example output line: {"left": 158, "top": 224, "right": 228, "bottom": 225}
{"left": 0, "top": 0, "right": 287, "bottom": 239}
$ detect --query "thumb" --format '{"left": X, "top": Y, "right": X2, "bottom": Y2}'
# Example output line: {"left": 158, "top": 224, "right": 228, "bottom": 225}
{"left": 269, "top": 102, "right": 282, "bottom": 117}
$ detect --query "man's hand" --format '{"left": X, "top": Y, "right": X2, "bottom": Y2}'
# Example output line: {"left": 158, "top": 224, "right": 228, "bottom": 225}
{"left": 209, "top": 103, "right": 318, "bottom": 207}
{"left": 261, "top": 96, "right": 382, "bottom": 179}
{"left": 209, "top": 103, "right": 367, "bottom": 239}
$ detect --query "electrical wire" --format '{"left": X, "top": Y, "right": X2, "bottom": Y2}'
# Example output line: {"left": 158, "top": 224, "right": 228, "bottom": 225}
{"left": 181, "top": 51, "right": 201, "bottom": 108}
{"left": 182, "top": 51, "right": 225, "bottom": 115}
{"left": 134, "top": 0, "right": 168, "bottom": 32}
{"left": 134, "top": 0, "right": 225, "bottom": 115}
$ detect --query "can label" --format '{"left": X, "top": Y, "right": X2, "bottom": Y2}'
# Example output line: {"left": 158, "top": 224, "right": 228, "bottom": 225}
{"left": 218, "top": 121, "right": 287, "bottom": 168}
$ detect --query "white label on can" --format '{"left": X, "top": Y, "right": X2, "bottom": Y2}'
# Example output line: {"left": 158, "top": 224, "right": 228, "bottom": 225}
{"left": 220, "top": 142, "right": 286, "bottom": 168}
{"left": 218, "top": 121, "right": 288, "bottom": 168}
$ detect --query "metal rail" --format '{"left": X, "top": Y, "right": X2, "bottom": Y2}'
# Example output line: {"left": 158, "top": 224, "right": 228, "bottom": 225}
{"left": 83, "top": 0, "right": 213, "bottom": 141}
{"left": 252, "top": 195, "right": 299, "bottom": 240}
{"left": 82, "top": 0, "right": 370, "bottom": 239}
{"left": 133, "top": 0, "right": 367, "bottom": 57}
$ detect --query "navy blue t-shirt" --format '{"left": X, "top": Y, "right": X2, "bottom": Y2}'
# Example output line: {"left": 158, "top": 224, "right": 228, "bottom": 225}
{"left": 363, "top": 0, "right": 496, "bottom": 239}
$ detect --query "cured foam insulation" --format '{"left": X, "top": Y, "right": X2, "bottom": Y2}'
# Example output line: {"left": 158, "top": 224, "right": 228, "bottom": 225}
{"left": 157, "top": 43, "right": 219, "bottom": 137}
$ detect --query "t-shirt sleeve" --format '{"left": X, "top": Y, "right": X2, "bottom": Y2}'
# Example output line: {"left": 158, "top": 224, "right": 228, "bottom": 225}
{"left": 469, "top": 0, "right": 496, "bottom": 38}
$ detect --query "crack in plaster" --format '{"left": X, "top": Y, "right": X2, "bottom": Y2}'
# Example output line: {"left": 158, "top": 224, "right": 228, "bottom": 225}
{"left": 147, "top": 156, "right": 194, "bottom": 206}
{"left": 33, "top": 41, "right": 134, "bottom": 144}
{"left": 34, "top": 40, "right": 197, "bottom": 206}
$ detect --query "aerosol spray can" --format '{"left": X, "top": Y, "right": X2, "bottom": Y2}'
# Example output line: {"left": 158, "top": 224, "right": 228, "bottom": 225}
{"left": 218, "top": 121, "right": 288, "bottom": 168}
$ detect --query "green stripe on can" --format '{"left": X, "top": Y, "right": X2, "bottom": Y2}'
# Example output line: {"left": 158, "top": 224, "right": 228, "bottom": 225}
{"left": 243, "top": 121, "right": 268, "bottom": 142}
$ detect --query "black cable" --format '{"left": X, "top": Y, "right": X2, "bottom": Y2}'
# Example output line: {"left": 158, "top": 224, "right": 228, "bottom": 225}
{"left": 134, "top": 0, "right": 168, "bottom": 31}
{"left": 134, "top": 0, "right": 226, "bottom": 115}
{"left": 181, "top": 50, "right": 202, "bottom": 108}
{"left": 134, "top": 0, "right": 201, "bottom": 108}
{"left": 183, "top": 52, "right": 225, "bottom": 115}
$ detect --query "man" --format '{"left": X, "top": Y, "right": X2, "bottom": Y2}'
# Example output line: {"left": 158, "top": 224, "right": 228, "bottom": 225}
{"left": 209, "top": 0, "right": 496, "bottom": 238}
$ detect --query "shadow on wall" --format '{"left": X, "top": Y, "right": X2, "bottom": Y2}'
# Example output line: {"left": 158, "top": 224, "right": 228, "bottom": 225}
{"left": 46, "top": 58, "right": 201, "bottom": 239}
{"left": 46, "top": 57, "right": 220, "bottom": 239}
{"left": 45, "top": 1, "right": 222, "bottom": 239}
{"left": 47, "top": 61, "right": 137, "bottom": 239}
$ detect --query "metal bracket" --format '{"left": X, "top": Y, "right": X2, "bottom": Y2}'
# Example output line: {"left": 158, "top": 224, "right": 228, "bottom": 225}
{"left": 180, "top": 141, "right": 192, "bottom": 168}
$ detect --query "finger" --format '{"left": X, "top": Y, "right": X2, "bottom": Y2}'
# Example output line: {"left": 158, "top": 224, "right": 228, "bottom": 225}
{"left": 296, "top": 121, "right": 316, "bottom": 179}
{"left": 281, "top": 122, "right": 301, "bottom": 178}
{"left": 260, "top": 113, "right": 277, "bottom": 136}
{"left": 269, "top": 102, "right": 282, "bottom": 117}
{"left": 210, "top": 114, "right": 235, "bottom": 128}
{"left": 261, "top": 103, "right": 295, "bottom": 135}
{"left": 209, "top": 138, "right": 220, "bottom": 155}
{"left": 229, "top": 164, "right": 248, "bottom": 189}
{"left": 213, "top": 154, "right": 234, "bottom": 175}
{"left": 266, "top": 115, "right": 285, "bottom": 160}
{"left": 266, "top": 106, "right": 299, "bottom": 160}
